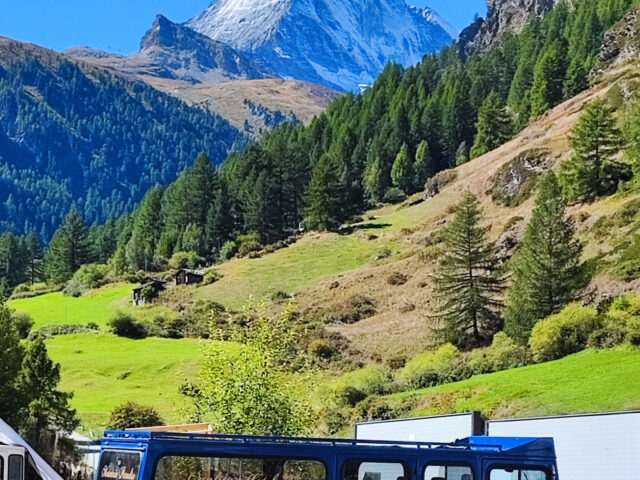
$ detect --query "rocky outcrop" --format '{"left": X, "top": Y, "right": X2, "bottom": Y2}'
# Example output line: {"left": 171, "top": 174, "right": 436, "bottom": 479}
{"left": 459, "top": 0, "right": 557, "bottom": 59}
{"left": 593, "top": 4, "right": 640, "bottom": 77}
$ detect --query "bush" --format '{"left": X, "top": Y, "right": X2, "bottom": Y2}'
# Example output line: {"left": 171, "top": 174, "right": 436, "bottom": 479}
{"left": 203, "top": 270, "right": 222, "bottom": 285}
{"left": 219, "top": 241, "right": 238, "bottom": 260}
{"left": 11, "top": 312, "right": 34, "bottom": 339}
{"left": 468, "top": 332, "right": 531, "bottom": 374}
{"left": 168, "top": 251, "right": 200, "bottom": 269}
{"left": 109, "top": 313, "right": 148, "bottom": 339}
{"left": 383, "top": 187, "right": 407, "bottom": 204}
{"left": 30, "top": 323, "right": 100, "bottom": 339}
{"left": 387, "top": 272, "right": 409, "bottom": 285}
{"left": 64, "top": 263, "right": 110, "bottom": 297}
{"left": 238, "top": 233, "right": 263, "bottom": 257}
{"left": 332, "top": 366, "right": 390, "bottom": 406}
{"left": 398, "top": 343, "right": 463, "bottom": 388}
{"left": 308, "top": 339, "right": 334, "bottom": 359}
{"left": 108, "top": 401, "right": 164, "bottom": 430}
{"left": 13, "top": 283, "right": 30, "bottom": 294}
{"left": 324, "top": 294, "right": 376, "bottom": 324}
{"left": 529, "top": 304, "right": 600, "bottom": 362}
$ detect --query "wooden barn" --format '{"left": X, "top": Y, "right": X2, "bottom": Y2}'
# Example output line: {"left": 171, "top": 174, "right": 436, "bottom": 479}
{"left": 175, "top": 269, "right": 205, "bottom": 286}
{"left": 132, "top": 277, "right": 167, "bottom": 305}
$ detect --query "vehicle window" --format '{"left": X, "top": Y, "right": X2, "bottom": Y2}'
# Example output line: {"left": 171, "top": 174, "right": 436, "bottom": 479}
{"left": 489, "top": 468, "right": 547, "bottom": 480}
{"left": 424, "top": 464, "right": 473, "bottom": 480}
{"left": 99, "top": 451, "right": 141, "bottom": 480}
{"left": 155, "top": 456, "right": 326, "bottom": 480}
{"left": 343, "top": 460, "right": 410, "bottom": 480}
{"left": 8, "top": 455, "right": 23, "bottom": 480}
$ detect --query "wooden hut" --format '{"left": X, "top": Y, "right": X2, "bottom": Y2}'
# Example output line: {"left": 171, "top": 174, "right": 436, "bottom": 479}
{"left": 132, "top": 277, "right": 167, "bottom": 305}
{"left": 175, "top": 269, "right": 205, "bottom": 286}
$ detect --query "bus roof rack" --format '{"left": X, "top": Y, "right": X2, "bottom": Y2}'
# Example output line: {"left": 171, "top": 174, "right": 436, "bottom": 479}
{"left": 102, "top": 431, "right": 554, "bottom": 454}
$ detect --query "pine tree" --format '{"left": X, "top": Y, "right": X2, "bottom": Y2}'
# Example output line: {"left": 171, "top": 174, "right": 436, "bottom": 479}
{"left": 559, "top": 99, "right": 624, "bottom": 201}
{"left": 530, "top": 40, "right": 567, "bottom": 117}
{"left": 391, "top": 144, "right": 413, "bottom": 194}
{"left": 125, "top": 185, "right": 165, "bottom": 271}
{"left": 20, "top": 337, "right": 79, "bottom": 457}
{"left": 433, "top": 192, "right": 505, "bottom": 348}
{"left": 0, "top": 300, "right": 26, "bottom": 428}
{"left": 22, "top": 233, "right": 43, "bottom": 286}
{"left": 205, "top": 181, "right": 235, "bottom": 255}
{"left": 305, "top": 155, "right": 345, "bottom": 231}
{"left": 470, "top": 93, "right": 514, "bottom": 158}
{"left": 505, "top": 173, "right": 584, "bottom": 343}
{"left": 414, "top": 140, "right": 434, "bottom": 189}
{"left": 44, "top": 208, "right": 91, "bottom": 283}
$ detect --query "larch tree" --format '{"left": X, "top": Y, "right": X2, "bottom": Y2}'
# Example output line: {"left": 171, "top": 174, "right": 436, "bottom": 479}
{"left": 432, "top": 192, "right": 506, "bottom": 348}
{"left": 559, "top": 99, "right": 625, "bottom": 201}
{"left": 470, "top": 93, "right": 514, "bottom": 159}
{"left": 44, "top": 208, "right": 92, "bottom": 283}
{"left": 504, "top": 172, "right": 584, "bottom": 343}
{"left": 391, "top": 144, "right": 413, "bottom": 194}
{"left": 414, "top": 140, "right": 434, "bottom": 189}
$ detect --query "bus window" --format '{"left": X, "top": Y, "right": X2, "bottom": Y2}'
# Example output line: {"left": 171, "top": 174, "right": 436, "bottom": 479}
{"left": 489, "top": 468, "right": 548, "bottom": 480}
{"left": 342, "top": 460, "right": 410, "bottom": 480}
{"left": 424, "top": 464, "right": 473, "bottom": 480}
{"left": 8, "top": 455, "right": 23, "bottom": 480}
{"left": 155, "top": 456, "right": 326, "bottom": 480}
{"left": 98, "top": 451, "right": 141, "bottom": 480}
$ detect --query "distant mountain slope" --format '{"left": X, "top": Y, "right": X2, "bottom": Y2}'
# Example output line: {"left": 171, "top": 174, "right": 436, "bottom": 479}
{"left": 410, "top": 5, "right": 460, "bottom": 40}
{"left": 0, "top": 37, "right": 245, "bottom": 240}
{"left": 66, "top": 15, "right": 269, "bottom": 84}
{"left": 187, "top": 0, "right": 454, "bottom": 91}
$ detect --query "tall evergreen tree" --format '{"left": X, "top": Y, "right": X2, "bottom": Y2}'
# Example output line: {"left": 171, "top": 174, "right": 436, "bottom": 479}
{"left": 530, "top": 40, "right": 568, "bottom": 117}
{"left": 20, "top": 337, "right": 79, "bottom": 457}
{"left": 559, "top": 99, "right": 624, "bottom": 201}
{"left": 305, "top": 155, "right": 346, "bottom": 231}
{"left": 205, "top": 181, "right": 236, "bottom": 254}
{"left": 414, "top": 140, "right": 434, "bottom": 189}
{"left": 125, "top": 185, "right": 166, "bottom": 271}
{"left": 22, "top": 233, "right": 43, "bottom": 286}
{"left": 470, "top": 93, "right": 514, "bottom": 158}
{"left": 433, "top": 192, "right": 505, "bottom": 348}
{"left": 391, "top": 144, "right": 413, "bottom": 193}
{"left": 0, "top": 300, "right": 26, "bottom": 428}
{"left": 44, "top": 208, "right": 91, "bottom": 283}
{"left": 504, "top": 172, "right": 584, "bottom": 343}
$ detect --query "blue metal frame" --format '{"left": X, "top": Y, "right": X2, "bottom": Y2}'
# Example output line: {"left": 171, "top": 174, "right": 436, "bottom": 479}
{"left": 98, "top": 431, "right": 559, "bottom": 480}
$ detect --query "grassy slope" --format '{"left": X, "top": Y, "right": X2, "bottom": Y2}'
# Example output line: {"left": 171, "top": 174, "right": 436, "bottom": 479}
{"left": 8, "top": 283, "right": 176, "bottom": 329}
{"left": 46, "top": 334, "right": 203, "bottom": 431}
{"left": 391, "top": 347, "right": 640, "bottom": 420}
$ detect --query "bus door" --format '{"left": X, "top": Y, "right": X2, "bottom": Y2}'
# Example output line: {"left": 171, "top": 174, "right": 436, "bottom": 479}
{"left": 337, "top": 452, "right": 416, "bottom": 480}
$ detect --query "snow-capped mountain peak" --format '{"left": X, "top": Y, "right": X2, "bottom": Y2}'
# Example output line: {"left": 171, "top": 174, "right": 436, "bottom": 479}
{"left": 187, "top": 0, "right": 454, "bottom": 91}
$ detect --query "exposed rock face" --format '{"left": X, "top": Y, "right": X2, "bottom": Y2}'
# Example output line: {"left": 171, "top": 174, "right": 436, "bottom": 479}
{"left": 459, "top": 0, "right": 557, "bottom": 58}
{"left": 593, "top": 4, "right": 640, "bottom": 76}
{"left": 67, "top": 15, "right": 269, "bottom": 84}
{"left": 187, "top": 0, "right": 454, "bottom": 91}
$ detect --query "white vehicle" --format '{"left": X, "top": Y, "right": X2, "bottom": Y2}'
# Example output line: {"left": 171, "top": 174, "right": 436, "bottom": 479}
{"left": 0, "top": 445, "right": 25, "bottom": 480}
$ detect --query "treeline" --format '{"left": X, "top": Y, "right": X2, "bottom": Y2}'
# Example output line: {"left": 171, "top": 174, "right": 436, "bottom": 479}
{"left": 0, "top": 55, "right": 246, "bottom": 241}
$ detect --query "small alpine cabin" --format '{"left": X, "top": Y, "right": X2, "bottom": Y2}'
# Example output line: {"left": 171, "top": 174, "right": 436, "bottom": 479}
{"left": 175, "top": 269, "right": 204, "bottom": 286}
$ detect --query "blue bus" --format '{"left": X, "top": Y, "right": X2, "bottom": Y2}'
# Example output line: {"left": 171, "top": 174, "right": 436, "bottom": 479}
{"left": 96, "top": 431, "right": 558, "bottom": 480}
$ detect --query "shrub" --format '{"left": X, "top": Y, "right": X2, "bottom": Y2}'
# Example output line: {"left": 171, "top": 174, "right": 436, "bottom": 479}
{"left": 30, "top": 323, "right": 100, "bottom": 339}
{"left": 108, "top": 401, "right": 164, "bottom": 430}
{"left": 109, "top": 313, "right": 148, "bottom": 339}
{"left": 332, "top": 366, "right": 390, "bottom": 406}
{"left": 64, "top": 263, "right": 110, "bottom": 297}
{"left": 324, "top": 294, "right": 376, "bottom": 324}
{"left": 529, "top": 304, "right": 600, "bottom": 362}
{"left": 13, "top": 283, "right": 30, "bottom": 294}
{"left": 238, "top": 235, "right": 263, "bottom": 257}
{"left": 308, "top": 339, "right": 334, "bottom": 359}
{"left": 168, "top": 251, "right": 200, "bottom": 269}
{"left": 203, "top": 270, "right": 222, "bottom": 285}
{"left": 468, "top": 332, "right": 531, "bottom": 374}
{"left": 383, "top": 187, "right": 407, "bottom": 204}
{"left": 30, "top": 282, "right": 48, "bottom": 292}
{"left": 398, "top": 343, "right": 463, "bottom": 388}
{"left": 587, "top": 325, "right": 628, "bottom": 349}
{"left": 11, "top": 312, "right": 34, "bottom": 339}
{"left": 219, "top": 241, "right": 238, "bottom": 260}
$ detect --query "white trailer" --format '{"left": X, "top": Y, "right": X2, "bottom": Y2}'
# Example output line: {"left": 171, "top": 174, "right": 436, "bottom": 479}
{"left": 355, "top": 412, "right": 484, "bottom": 443}
{"left": 487, "top": 411, "right": 640, "bottom": 480}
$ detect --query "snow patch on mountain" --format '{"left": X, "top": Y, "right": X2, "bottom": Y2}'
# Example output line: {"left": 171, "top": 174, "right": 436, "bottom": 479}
{"left": 187, "top": 0, "right": 454, "bottom": 91}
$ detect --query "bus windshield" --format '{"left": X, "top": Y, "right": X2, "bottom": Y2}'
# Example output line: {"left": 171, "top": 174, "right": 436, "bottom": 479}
{"left": 98, "top": 451, "right": 141, "bottom": 480}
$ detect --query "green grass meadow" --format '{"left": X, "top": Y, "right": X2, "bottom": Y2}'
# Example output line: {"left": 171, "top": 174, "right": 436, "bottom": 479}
{"left": 8, "top": 283, "right": 175, "bottom": 329}
{"left": 393, "top": 346, "right": 640, "bottom": 419}
{"left": 46, "top": 334, "right": 204, "bottom": 431}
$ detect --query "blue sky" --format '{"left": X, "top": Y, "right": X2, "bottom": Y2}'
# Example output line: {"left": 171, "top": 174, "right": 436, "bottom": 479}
{"left": 0, "top": 0, "right": 487, "bottom": 55}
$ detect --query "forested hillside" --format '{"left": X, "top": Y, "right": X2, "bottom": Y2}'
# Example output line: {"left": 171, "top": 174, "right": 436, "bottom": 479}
{"left": 0, "top": 38, "right": 246, "bottom": 241}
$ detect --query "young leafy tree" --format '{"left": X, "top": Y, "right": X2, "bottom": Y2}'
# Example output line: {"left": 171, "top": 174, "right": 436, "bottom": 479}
{"left": 414, "top": 140, "right": 434, "bottom": 188}
{"left": 391, "top": 144, "right": 413, "bottom": 194}
{"left": 0, "top": 300, "right": 26, "bottom": 428}
{"left": 559, "top": 99, "right": 625, "bottom": 201}
{"left": 470, "top": 93, "right": 514, "bottom": 158}
{"left": 433, "top": 192, "right": 505, "bottom": 348}
{"left": 20, "top": 337, "right": 79, "bottom": 456}
{"left": 44, "top": 208, "right": 92, "bottom": 283}
{"left": 505, "top": 172, "right": 584, "bottom": 343}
